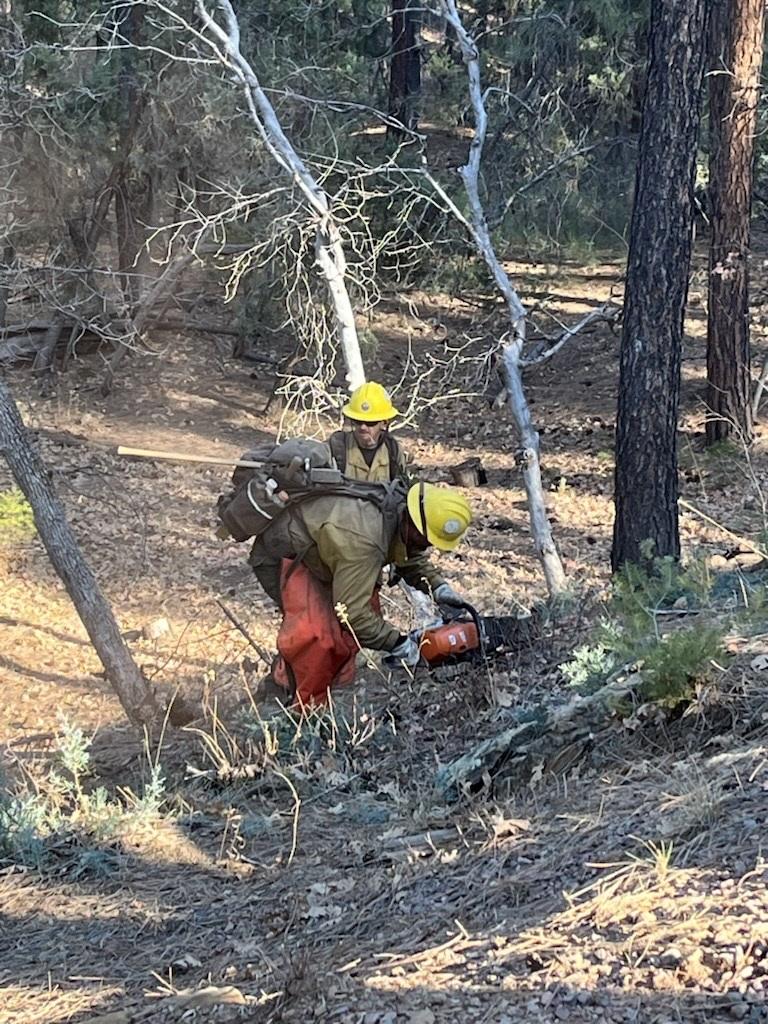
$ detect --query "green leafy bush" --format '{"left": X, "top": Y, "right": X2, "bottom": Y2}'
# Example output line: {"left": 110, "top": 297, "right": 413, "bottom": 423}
{"left": 560, "top": 643, "right": 615, "bottom": 692}
{"left": 0, "top": 717, "right": 168, "bottom": 873}
{"left": 561, "top": 552, "right": 726, "bottom": 708}
{"left": 639, "top": 625, "right": 725, "bottom": 707}
{"left": 0, "top": 488, "right": 35, "bottom": 541}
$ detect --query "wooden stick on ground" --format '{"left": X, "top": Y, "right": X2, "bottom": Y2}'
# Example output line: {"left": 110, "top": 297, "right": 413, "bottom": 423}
{"left": 678, "top": 498, "right": 768, "bottom": 560}
{"left": 117, "top": 446, "right": 265, "bottom": 469}
{"left": 215, "top": 599, "right": 272, "bottom": 665}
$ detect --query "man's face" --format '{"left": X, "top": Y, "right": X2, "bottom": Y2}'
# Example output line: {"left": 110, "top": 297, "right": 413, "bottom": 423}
{"left": 349, "top": 418, "right": 386, "bottom": 450}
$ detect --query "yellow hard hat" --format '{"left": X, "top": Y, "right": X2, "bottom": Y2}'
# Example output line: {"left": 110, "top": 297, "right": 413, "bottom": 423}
{"left": 342, "top": 381, "right": 399, "bottom": 422}
{"left": 407, "top": 482, "right": 472, "bottom": 551}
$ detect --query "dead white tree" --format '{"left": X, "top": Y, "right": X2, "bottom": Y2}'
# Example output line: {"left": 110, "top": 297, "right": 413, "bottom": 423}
{"left": 192, "top": 0, "right": 366, "bottom": 392}
{"left": 434, "top": 0, "right": 568, "bottom": 598}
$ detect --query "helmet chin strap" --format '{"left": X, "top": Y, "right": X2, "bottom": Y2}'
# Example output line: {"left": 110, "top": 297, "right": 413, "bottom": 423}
{"left": 418, "top": 481, "right": 428, "bottom": 539}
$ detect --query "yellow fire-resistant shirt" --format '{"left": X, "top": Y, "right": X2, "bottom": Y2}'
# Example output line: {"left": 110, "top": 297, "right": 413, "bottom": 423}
{"left": 294, "top": 494, "right": 445, "bottom": 651}
{"left": 328, "top": 430, "right": 411, "bottom": 485}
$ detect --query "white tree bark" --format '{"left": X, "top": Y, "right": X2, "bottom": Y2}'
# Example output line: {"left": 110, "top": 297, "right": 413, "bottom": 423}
{"left": 195, "top": 0, "right": 366, "bottom": 392}
{"left": 438, "top": 0, "right": 567, "bottom": 597}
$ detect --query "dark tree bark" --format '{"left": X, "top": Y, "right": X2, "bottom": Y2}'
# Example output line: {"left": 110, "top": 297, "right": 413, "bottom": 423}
{"left": 100, "top": 2, "right": 155, "bottom": 396}
{"left": 32, "top": 314, "right": 65, "bottom": 378}
{"left": 0, "top": 243, "right": 13, "bottom": 331}
{"left": 706, "top": 0, "right": 765, "bottom": 445}
{"left": 388, "top": 0, "right": 420, "bottom": 136}
{"left": 612, "top": 0, "right": 710, "bottom": 571}
{"left": 0, "top": 376, "right": 158, "bottom": 725}
{"left": 114, "top": 2, "right": 153, "bottom": 310}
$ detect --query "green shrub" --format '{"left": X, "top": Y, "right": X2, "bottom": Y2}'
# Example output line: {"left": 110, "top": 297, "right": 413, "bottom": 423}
{"left": 561, "top": 553, "right": 726, "bottom": 710}
{"left": 0, "top": 717, "right": 168, "bottom": 872}
{"left": 0, "top": 488, "right": 35, "bottom": 541}
{"left": 560, "top": 643, "right": 616, "bottom": 692}
{"left": 639, "top": 625, "right": 725, "bottom": 707}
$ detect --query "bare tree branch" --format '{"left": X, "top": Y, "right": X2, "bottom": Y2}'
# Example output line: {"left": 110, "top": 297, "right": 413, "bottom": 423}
{"left": 192, "top": 0, "right": 366, "bottom": 390}
{"left": 437, "top": 0, "right": 567, "bottom": 598}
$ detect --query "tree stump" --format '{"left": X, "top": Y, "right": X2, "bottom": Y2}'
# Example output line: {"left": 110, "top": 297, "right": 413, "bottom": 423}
{"left": 449, "top": 457, "right": 487, "bottom": 487}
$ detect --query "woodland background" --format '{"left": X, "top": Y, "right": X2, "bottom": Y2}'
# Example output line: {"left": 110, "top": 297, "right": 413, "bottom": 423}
{"left": 3, "top": 3, "right": 768, "bottom": 1023}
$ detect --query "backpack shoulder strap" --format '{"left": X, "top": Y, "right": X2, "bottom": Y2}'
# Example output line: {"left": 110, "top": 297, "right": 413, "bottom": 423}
{"left": 383, "top": 433, "right": 401, "bottom": 481}
{"left": 328, "top": 431, "right": 347, "bottom": 474}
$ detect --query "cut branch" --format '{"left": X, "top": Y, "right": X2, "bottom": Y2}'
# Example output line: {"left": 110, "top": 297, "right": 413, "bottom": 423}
{"left": 435, "top": 671, "right": 639, "bottom": 801}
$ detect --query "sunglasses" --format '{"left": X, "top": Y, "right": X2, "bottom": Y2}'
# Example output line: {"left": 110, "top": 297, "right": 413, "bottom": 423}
{"left": 349, "top": 418, "right": 385, "bottom": 427}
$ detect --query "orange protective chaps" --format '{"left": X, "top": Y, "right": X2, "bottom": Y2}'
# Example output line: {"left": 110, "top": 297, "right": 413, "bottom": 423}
{"left": 272, "top": 559, "right": 380, "bottom": 708}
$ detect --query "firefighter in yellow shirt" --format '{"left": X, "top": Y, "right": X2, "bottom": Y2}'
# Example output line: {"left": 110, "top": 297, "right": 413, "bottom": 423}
{"left": 327, "top": 381, "right": 410, "bottom": 484}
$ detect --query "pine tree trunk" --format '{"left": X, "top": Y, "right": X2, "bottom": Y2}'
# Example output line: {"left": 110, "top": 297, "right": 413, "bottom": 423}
{"left": 612, "top": 0, "right": 709, "bottom": 571}
{"left": 388, "top": 0, "right": 420, "bottom": 136}
{"left": 706, "top": 0, "right": 765, "bottom": 445}
{"left": 114, "top": 2, "right": 152, "bottom": 310}
{"left": 0, "top": 377, "right": 158, "bottom": 725}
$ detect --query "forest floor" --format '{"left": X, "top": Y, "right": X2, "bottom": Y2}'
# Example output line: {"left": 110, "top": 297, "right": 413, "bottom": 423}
{"left": 2, "top": 247, "right": 768, "bottom": 1023}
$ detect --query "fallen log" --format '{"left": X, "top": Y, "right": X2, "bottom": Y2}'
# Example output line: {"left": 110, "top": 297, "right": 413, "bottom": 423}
{"left": 1, "top": 318, "right": 52, "bottom": 335}
{"left": 0, "top": 335, "right": 46, "bottom": 363}
{"left": 434, "top": 670, "right": 639, "bottom": 801}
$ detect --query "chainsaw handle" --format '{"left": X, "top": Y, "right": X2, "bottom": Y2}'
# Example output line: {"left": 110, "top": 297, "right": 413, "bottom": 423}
{"left": 441, "top": 601, "right": 486, "bottom": 658}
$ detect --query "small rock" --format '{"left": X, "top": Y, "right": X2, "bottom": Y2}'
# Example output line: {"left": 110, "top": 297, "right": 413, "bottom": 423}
{"left": 171, "top": 953, "right": 202, "bottom": 973}
{"left": 407, "top": 1012, "right": 435, "bottom": 1024}
{"left": 660, "top": 946, "right": 683, "bottom": 968}
{"left": 143, "top": 616, "right": 170, "bottom": 640}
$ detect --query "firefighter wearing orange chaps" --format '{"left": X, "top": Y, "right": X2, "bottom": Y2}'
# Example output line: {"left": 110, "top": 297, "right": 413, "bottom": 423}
{"left": 248, "top": 485, "right": 473, "bottom": 708}
{"left": 272, "top": 559, "right": 381, "bottom": 707}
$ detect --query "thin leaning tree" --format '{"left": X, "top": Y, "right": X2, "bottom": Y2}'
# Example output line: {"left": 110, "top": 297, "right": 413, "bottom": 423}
{"left": 190, "top": 0, "right": 367, "bottom": 393}
{"left": 431, "top": 0, "right": 617, "bottom": 599}
{"left": 0, "top": 376, "right": 158, "bottom": 726}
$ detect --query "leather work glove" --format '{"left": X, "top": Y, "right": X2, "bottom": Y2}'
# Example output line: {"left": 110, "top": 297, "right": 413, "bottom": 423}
{"left": 383, "top": 634, "right": 422, "bottom": 668}
{"left": 433, "top": 582, "right": 466, "bottom": 619}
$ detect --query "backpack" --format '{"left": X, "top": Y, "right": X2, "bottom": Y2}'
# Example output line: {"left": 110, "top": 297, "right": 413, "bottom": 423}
{"left": 217, "top": 437, "right": 406, "bottom": 543}
{"left": 328, "top": 430, "right": 402, "bottom": 481}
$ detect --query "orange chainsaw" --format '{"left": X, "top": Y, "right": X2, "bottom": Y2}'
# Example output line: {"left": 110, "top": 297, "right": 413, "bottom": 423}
{"left": 416, "top": 602, "right": 536, "bottom": 669}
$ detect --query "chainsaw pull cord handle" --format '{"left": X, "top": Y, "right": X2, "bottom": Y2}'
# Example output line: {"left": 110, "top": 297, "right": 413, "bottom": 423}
{"left": 440, "top": 600, "right": 486, "bottom": 659}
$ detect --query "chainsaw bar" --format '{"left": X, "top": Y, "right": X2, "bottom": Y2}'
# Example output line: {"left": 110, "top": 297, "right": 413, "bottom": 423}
{"left": 480, "top": 613, "right": 538, "bottom": 653}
